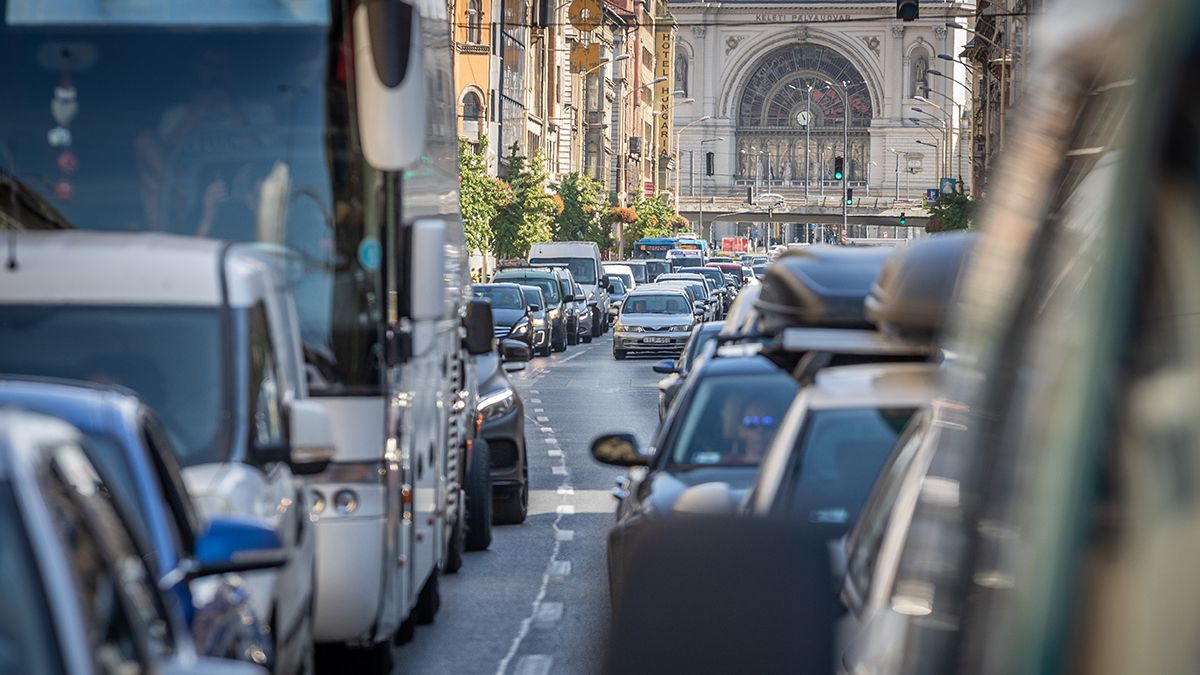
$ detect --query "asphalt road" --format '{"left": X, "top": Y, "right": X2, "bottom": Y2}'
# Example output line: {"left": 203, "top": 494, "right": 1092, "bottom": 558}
{"left": 396, "top": 333, "right": 662, "bottom": 675}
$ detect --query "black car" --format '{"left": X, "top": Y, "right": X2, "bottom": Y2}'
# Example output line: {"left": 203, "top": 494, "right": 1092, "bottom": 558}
{"left": 475, "top": 351, "right": 528, "bottom": 525}
{"left": 492, "top": 267, "right": 572, "bottom": 352}
{"left": 519, "top": 285, "right": 552, "bottom": 357}
{"left": 677, "top": 266, "right": 733, "bottom": 314}
{"left": 652, "top": 321, "right": 723, "bottom": 420}
{"left": 473, "top": 283, "right": 535, "bottom": 350}
{"left": 590, "top": 354, "right": 800, "bottom": 602}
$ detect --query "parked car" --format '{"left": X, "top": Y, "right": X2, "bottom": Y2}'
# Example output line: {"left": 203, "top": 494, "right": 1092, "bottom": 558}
{"left": 492, "top": 266, "right": 572, "bottom": 352}
{"left": 603, "top": 263, "right": 636, "bottom": 291}
{"left": 614, "top": 260, "right": 650, "bottom": 285}
{"left": 0, "top": 408, "right": 273, "bottom": 675}
{"left": 0, "top": 232, "right": 333, "bottom": 675}
{"left": 0, "top": 379, "right": 275, "bottom": 666}
{"left": 589, "top": 354, "right": 800, "bottom": 602}
{"left": 607, "top": 277, "right": 628, "bottom": 321}
{"left": 528, "top": 241, "right": 609, "bottom": 337}
{"left": 472, "top": 283, "right": 535, "bottom": 351}
{"left": 519, "top": 285, "right": 553, "bottom": 357}
{"left": 475, "top": 348, "right": 529, "bottom": 525}
{"left": 572, "top": 283, "right": 594, "bottom": 343}
{"left": 552, "top": 266, "right": 584, "bottom": 345}
{"left": 612, "top": 288, "right": 697, "bottom": 360}
{"left": 652, "top": 321, "right": 723, "bottom": 420}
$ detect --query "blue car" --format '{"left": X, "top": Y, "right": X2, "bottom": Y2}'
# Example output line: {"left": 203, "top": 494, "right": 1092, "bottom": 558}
{"left": 0, "top": 379, "right": 274, "bottom": 666}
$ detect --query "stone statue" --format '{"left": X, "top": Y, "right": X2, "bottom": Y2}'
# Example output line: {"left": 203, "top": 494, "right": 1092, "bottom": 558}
{"left": 675, "top": 53, "right": 689, "bottom": 97}
{"left": 912, "top": 53, "right": 930, "bottom": 98}
{"left": 782, "top": 161, "right": 792, "bottom": 183}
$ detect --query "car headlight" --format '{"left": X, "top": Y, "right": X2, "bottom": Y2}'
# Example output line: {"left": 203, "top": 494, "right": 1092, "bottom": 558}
{"left": 669, "top": 325, "right": 691, "bottom": 332}
{"left": 532, "top": 317, "right": 545, "bottom": 327}
{"left": 333, "top": 489, "right": 359, "bottom": 514}
{"left": 310, "top": 489, "right": 327, "bottom": 515}
{"left": 625, "top": 325, "right": 645, "bottom": 333}
{"left": 476, "top": 387, "right": 515, "bottom": 420}
{"left": 510, "top": 320, "right": 530, "bottom": 336}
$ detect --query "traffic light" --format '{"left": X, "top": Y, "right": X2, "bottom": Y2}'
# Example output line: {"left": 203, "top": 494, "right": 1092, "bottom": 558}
{"left": 845, "top": 189, "right": 854, "bottom": 206}
{"left": 706, "top": 152, "right": 715, "bottom": 176}
{"left": 833, "top": 157, "right": 844, "bottom": 181}
{"left": 896, "top": 0, "right": 918, "bottom": 21}
{"left": 899, "top": 212, "right": 906, "bottom": 225}
{"left": 746, "top": 186, "right": 754, "bottom": 204}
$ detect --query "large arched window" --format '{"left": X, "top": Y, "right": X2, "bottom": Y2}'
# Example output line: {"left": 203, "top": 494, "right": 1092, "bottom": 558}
{"left": 461, "top": 90, "right": 483, "bottom": 140}
{"left": 735, "top": 43, "right": 874, "bottom": 183}
{"left": 467, "top": 0, "right": 482, "bottom": 43}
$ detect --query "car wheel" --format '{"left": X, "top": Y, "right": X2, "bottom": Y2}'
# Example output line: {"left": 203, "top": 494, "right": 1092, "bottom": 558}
{"left": 591, "top": 308, "right": 603, "bottom": 337}
{"left": 538, "top": 343, "right": 552, "bottom": 357}
{"left": 414, "top": 569, "right": 440, "bottom": 624}
{"left": 567, "top": 327, "right": 579, "bottom": 345}
{"left": 583, "top": 332, "right": 593, "bottom": 344}
{"left": 614, "top": 350, "right": 626, "bottom": 360}
{"left": 317, "top": 640, "right": 391, "bottom": 674}
{"left": 464, "top": 438, "right": 494, "bottom": 551}
{"left": 443, "top": 489, "right": 466, "bottom": 574}
{"left": 494, "top": 462, "right": 529, "bottom": 525}
{"left": 553, "top": 322, "right": 567, "bottom": 352}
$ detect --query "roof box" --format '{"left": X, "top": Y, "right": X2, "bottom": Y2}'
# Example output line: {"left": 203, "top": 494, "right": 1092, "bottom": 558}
{"left": 753, "top": 245, "right": 893, "bottom": 334}
{"left": 865, "top": 232, "right": 975, "bottom": 340}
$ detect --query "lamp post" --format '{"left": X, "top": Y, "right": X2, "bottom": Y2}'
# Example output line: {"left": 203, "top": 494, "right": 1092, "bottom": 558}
{"left": 888, "top": 147, "right": 902, "bottom": 201}
{"left": 946, "top": 21, "right": 1012, "bottom": 147}
{"left": 820, "top": 78, "right": 853, "bottom": 241}
{"left": 578, "top": 54, "right": 629, "bottom": 179}
{"left": 673, "top": 113, "right": 710, "bottom": 205}
{"left": 914, "top": 97, "right": 955, "bottom": 184}
{"left": 697, "top": 136, "right": 724, "bottom": 243}
{"left": 910, "top": 115, "right": 946, "bottom": 179}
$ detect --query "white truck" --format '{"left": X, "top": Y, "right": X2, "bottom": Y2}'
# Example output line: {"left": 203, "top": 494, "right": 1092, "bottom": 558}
{"left": 0, "top": 0, "right": 484, "bottom": 672}
{"left": 528, "top": 241, "right": 611, "bottom": 337}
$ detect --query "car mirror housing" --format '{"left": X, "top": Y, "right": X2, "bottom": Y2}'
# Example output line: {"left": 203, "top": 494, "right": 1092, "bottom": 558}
{"left": 500, "top": 338, "right": 532, "bottom": 363}
{"left": 590, "top": 433, "right": 649, "bottom": 467}
{"left": 652, "top": 359, "right": 677, "bottom": 374}
{"left": 189, "top": 517, "right": 289, "bottom": 579}
{"left": 465, "top": 297, "right": 496, "bottom": 355}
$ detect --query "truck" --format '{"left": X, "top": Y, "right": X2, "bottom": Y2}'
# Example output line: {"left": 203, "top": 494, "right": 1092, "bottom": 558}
{"left": 1, "top": 0, "right": 485, "bottom": 671}
{"left": 528, "top": 241, "right": 610, "bottom": 336}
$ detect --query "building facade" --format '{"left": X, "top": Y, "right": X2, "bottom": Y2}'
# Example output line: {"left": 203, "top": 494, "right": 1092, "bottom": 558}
{"left": 669, "top": 0, "right": 974, "bottom": 210}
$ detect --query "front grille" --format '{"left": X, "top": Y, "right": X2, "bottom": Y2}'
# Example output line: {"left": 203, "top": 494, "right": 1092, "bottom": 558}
{"left": 493, "top": 326, "right": 511, "bottom": 338}
{"left": 489, "top": 438, "right": 519, "bottom": 470}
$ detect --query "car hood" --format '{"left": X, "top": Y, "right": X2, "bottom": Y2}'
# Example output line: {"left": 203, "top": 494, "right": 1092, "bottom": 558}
{"left": 619, "top": 314, "right": 693, "bottom": 328}
{"left": 491, "top": 308, "right": 527, "bottom": 327}
{"left": 643, "top": 466, "right": 758, "bottom": 513}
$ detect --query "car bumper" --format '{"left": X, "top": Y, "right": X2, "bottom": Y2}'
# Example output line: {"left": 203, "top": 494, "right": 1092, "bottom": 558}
{"left": 533, "top": 326, "right": 549, "bottom": 347}
{"left": 612, "top": 332, "right": 689, "bottom": 353}
{"left": 312, "top": 513, "right": 385, "bottom": 642}
{"left": 481, "top": 395, "right": 525, "bottom": 492}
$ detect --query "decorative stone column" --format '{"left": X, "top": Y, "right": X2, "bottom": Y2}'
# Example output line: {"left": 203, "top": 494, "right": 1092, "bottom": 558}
{"left": 890, "top": 24, "right": 905, "bottom": 122}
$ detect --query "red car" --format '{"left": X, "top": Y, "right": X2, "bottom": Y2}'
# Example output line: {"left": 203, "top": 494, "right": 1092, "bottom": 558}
{"left": 706, "top": 262, "right": 746, "bottom": 285}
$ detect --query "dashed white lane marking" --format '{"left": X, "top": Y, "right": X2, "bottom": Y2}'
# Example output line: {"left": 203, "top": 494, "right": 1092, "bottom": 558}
{"left": 550, "top": 466, "right": 567, "bottom": 476}
{"left": 547, "top": 449, "right": 563, "bottom": 458}
{"left": 555, "top": 529, "right": 575, "bottom": 541}
{"left": 533, "top": 602, "right": 564, "bottom": 627}
{"left": 554, "top": 348, "right": 589, "bottom": 365}
{"left": 556, "top": 486, "right": 574, "bottom": 495}
{"left": 555, "top": 504, "right": 575, "bottom": 514}
{"left": 530, "top": 398, "right": 542, "bottom": 403}
{"left": 533, "top": 407, "right": 545, "bottom": 413}
{"left": 536, "top": 416, "right": 550, "bottom": 422}
{"left": 544, "top": 437, "right": 558, "bottom": 445}
{"left": 539, "top": 427, "right": 553, "bottom": 433}
{"left": 547, "top": 560, "right": 572, "bottom": 577}
{"left": 512, "top": 655, "right": 554, "bottom": 675}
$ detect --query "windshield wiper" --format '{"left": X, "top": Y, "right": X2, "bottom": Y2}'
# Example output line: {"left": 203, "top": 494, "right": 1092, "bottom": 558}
{"left": 0, "top": 171, "right": 77, "bottom": 231}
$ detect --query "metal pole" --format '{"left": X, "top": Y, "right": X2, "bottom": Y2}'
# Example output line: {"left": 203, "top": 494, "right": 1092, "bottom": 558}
{"left": 805, "top": 86, "right": 811, "bottom": 201}
{"left": 893, "top": 150, "right": 900, "bottom": 201}
{"left": 699, "top": 160, "right": 704, "bottom": 241}
{"left": 841, "top": 84, "right": 848, "bottom": 240}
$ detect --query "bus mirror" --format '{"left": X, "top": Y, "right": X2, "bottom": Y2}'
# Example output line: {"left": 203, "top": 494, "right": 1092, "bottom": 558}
{"left": 353, "top": 0, "right": 427, "bottom": 170}
{"left": 409, "top": 219, "right": 447, "bottom": 321}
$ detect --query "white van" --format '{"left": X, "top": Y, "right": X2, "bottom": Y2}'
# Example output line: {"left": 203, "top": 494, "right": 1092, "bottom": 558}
{"left": 0, "top": 232, "right": 334, "bottom": 675}
{"left": 528, "top": 241, "right": 610, "bottom": 336}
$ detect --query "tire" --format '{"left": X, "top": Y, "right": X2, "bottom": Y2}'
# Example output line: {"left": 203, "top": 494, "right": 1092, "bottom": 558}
{"left": 591, "top": 308, "right": 603, "bottom": 337}
{"left": 414, "top": 569, "right": 440, "bottom": 625}
{"left": 614, "top": 350, "right": 626, "bottom": 360}
{"left": 444, "top": 490, "right": 466, "bottom": 574}
{"left": 494, "top": 462, "right": 529, "bottom": 525}
{"left": 538, "top": 343, "right": 552, "bottom": 357}
{"left": 582, "top": 332, "right": 592, "bottom": 344}
{"left": 464, "top": 438, "right": 494, "bottom": 551}
{"left": 552, "top": 322, "right": 567, "bottom": 352}
{"left": 567, "top": 327, "right": 579, "bottom": 346}
{"left": 316, "top": 641, "right": 391, "bottom": 674}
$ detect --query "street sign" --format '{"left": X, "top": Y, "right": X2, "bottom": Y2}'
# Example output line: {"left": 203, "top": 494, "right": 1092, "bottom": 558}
{"left": 925, "top": 188, "right": 940, "bottom": 202}
{"left": 568, "top": 0, "right": 601, "bottom": 33}
{"left": 643, "top": 181, "right": 655, "bottom": 197}
{"left": 570, "top": 41, "right": 601, "bottom": 73}
{"left": 939, "top": 177, "right": 957, "bottom": 194}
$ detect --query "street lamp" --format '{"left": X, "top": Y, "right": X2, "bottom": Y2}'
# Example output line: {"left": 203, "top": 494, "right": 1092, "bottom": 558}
{"left": 674, "top": 114, "right": 711, "bottom": 203}
{"left": 888, "top": 147, "right": 903, "bottom": 201}
{"left": 909, "top": 117, "right": 944, "bottom": 179}
{"left": 697, "top": 136, "right": 724, "bottom": 242}
{"left": 914, "top": 104, "right": 953, "bottom": 177}
{"left": 819, "top": 78, "right": 856, "bottom": 240}
{"left": 945, "top": 21, "right": 1012, "bottom": 147}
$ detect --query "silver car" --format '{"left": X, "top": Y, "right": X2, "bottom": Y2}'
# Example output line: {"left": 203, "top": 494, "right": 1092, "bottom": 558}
{"left": 612, "top": 288, "right": 696, "bottom": 360}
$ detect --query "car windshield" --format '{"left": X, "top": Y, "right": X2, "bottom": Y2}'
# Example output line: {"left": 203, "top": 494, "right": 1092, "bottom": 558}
{"left": 608, "top": 278, "right": 626, "bottom": 294}
{"left": 621, "top": 295, "right": 690, "bottom": 315}
{"left": 496, "top": 274, "right": 560, "bottom": 304}
{"left": 671, "top": 257, "right": 703, "bottom": 269}
{"left": 781, "top": 407, "right": 917, "bottom": 524}
{"left": 528, "top": 257, "right": 596, "bottom": 284}
{"left": 520, "top": 288, "right": 543, "bottom": 308}
{"left": 0, "top": 483, "right": 64, "bottom": 675}
{"left": 644, "top": 261, "right": 670, "bottom": 279}
{"left": 474, "top": 286, "right": 525, "bottom": 310}
{"left": 668, "top": 371, "right": 799, "bottom": 466}
{"left": 680, "top": 268, "right": 724, "bottom": 287}
{"left": 0, "top": 306, "right": 226, "bottom": 465}
{"left": 621, "top": 264, "right": 648, "bottom": 284}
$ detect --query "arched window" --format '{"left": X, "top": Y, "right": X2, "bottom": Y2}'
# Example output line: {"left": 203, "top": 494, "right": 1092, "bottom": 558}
{"left": 462, "top": 91, "right": 483, "bottom": 121}
{"left": 675, "top": 52, "right": 689, "bottom": 97}
{"left": 909, "top": 46, "right": 931, "bottom": 99}
{"left": 467, "top": 0, "right": 482, "bottom": 43}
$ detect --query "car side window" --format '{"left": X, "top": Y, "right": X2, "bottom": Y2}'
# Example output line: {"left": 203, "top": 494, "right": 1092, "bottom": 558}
{"left": 249, "top": 303, "right": 286, "bottom": 451}
{"left": 41, "top": 442, "right": 176, "bottom": 667}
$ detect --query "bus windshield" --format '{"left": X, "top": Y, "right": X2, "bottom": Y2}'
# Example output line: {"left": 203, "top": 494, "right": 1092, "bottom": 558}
{"left": 0, "top": 3, "right": 389, "bottom": 394}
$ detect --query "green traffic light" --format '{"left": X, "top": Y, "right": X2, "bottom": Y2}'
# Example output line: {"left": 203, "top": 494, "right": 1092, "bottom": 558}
{"left": 835, "top": 170, "right": 844, "bottom": 180}
{"left": 899, "top": 212, "right": 906, "bottom": 225}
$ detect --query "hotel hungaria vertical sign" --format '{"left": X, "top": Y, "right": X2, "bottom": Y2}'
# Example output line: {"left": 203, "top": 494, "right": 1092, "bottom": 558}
{"left": 654, "top": 24, "right": 674, "bottom": 167}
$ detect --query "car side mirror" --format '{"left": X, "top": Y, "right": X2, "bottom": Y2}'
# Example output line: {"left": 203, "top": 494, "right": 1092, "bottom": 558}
{"left": 500, "top": 338, "right": 531, "bottom": 366}
{"left": 188, "top": 517, "right": 289, "bottom": 580}
{"left": 530, "top": 304, "right": 542, "bottom": 312}
{"left": 652, "top": 359, "right": 677, "bottom": 374}
{"left": 590, "top": 433, "right": 650, "bottom": 467}
{"left": 353, "top": 0, "right": 426, "bottom": 169}
{"left": 408, "top": 219, "right": 447, "bottom": 321}
{"left": 286, "top": 400, "right": 335, "bottom": 476}
{"left": 465, "top": 297, "right": 496, "bottom": 355}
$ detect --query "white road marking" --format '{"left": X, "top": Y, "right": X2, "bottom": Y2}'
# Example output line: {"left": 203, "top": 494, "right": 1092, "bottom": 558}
{"left": 512, "top": 655, "right": 554, "bottom": 675}
{"left": 533, "top": 407, "right": 545, "bottom": 413}
{"left": 536, "top": 416, "right": 550, "bottom": 423}
{"left": 547, "top": 560, "right": 572, "bottom": 577}
{"left": 556, "top": 486, "right": 573, "bottom": 495}
{"left": 555, "top": 504, "right": 575, "bottom": 514}
{"left": 551, "top": 466, "right": 567, "bottom": 476}
{"left": 539, "top": 427, "right": 553, "bottom": 433}
{"left": 544, "top": 437, "right": 558, "bottom": 445}
{"left": 530, "top": 398, "right": 542, "bottom": 403}
{"left": 555, "top": 349, "right": 588, "bottom": 364}
{"left": 547, "top": 449, "right": 563, "bottom": 458}
{"left": 555, "top": 529, "right": 575, "bottom": 541}
{"left": 533, "top": 602, "right": 564, "bottom": 627}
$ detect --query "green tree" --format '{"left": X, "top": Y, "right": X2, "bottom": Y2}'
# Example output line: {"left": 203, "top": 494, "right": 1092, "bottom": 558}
{"left": 459, "top": 138, "right": 498, "bottom": 268}
{"left": 494, "top": 144, "right": 557, "bottom": 259}
{"left": 925, "top": 183, "right": 973, "bottom": 232}
{"left": 555, "top": 172, "right": 609, "bottom": 250}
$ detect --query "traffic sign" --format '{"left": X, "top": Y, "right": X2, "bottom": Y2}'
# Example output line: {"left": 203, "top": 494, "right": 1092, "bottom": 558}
{"left": 570, "top": 41, "right": 601, "bottom": 73}
{"left": 568, "top": 0, "right": 601, "bottom": 33}
{"left": 939, "top": 177, "right": 957, "bottom": 194}
{"left": 925, "top": 188, "right": 940, "bottom": 202}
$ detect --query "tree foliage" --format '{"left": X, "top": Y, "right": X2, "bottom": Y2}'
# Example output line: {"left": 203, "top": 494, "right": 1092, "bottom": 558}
{"left": 925, "top": 183, "right": 973, "bottom": 232}
{"left": 459, "top": 138, "right": 507, "bottom": 261}
{"left": 555, "top": 172, "right": 609, "bottom": 250}
{"left": 493, "top": 144, "right": 557, "bottom": 259}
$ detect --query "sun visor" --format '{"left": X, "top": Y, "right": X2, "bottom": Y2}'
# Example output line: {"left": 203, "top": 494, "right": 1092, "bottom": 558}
{"left": 865, "top": 232, "right": 976, "bottom": 340}
{"left": 753, "top": 245, "right": 893, "bottom": 335}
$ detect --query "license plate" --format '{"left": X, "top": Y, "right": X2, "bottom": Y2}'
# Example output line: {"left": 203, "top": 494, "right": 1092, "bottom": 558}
{"left": 644, "top": 337, "right": 671, "bottom": 344}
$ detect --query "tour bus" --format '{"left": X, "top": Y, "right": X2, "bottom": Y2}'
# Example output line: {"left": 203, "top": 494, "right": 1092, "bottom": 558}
{"left": 632, "top": 236, "right": 679, "bottom": 259}
{"left": 3, "top": 0, "right": 478, "bottom": 670}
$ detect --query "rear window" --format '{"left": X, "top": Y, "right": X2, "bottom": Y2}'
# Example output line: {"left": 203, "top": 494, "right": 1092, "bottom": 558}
{"left": 473, "top": 286, "right": 525, "bottom": 309}
{"left": 621, "top": 295, "right": 690, "bottom": 315}
{"left": 520, "top": 288, "right": 543, "bottom": 307}
{"left": 494, "top": 274, "right": 560, "bottom": 304}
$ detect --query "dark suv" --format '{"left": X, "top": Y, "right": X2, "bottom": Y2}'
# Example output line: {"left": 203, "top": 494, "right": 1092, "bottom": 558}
{"left": 492, "top": 266, "right": 574, "bottom": 352}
